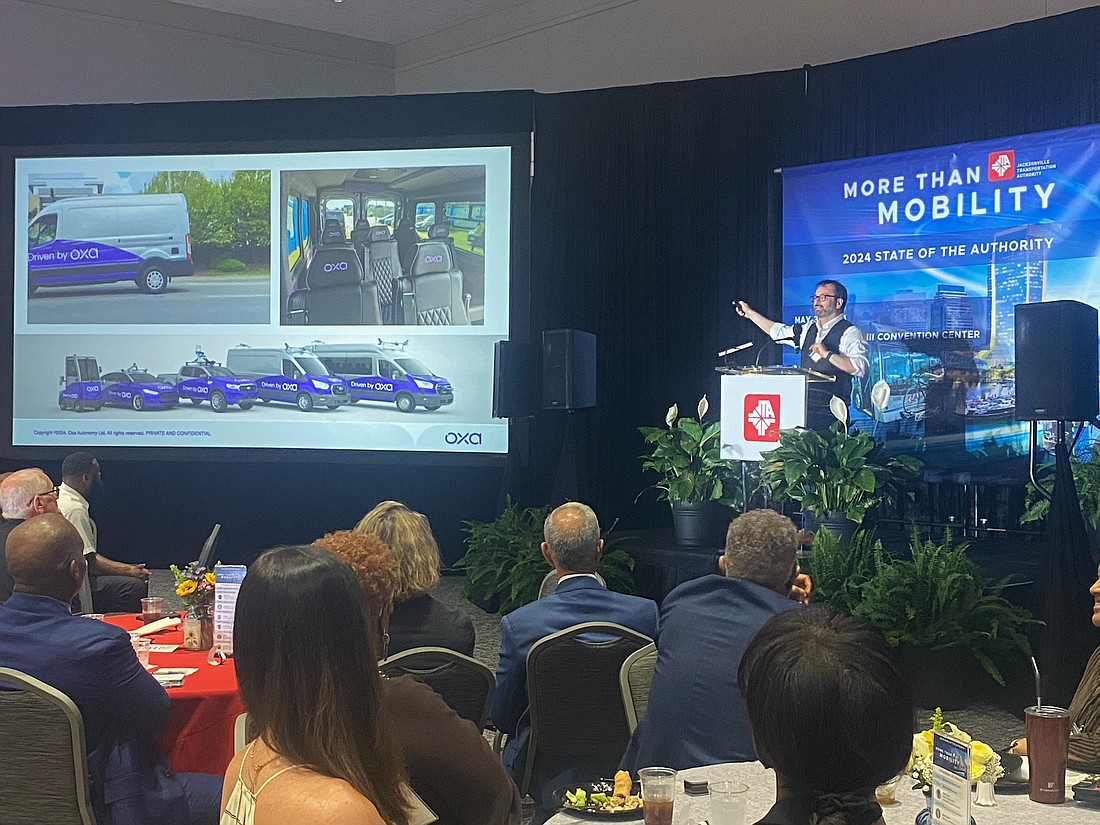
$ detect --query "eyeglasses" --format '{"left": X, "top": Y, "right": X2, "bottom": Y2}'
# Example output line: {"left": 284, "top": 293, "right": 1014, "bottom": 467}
{"left": 811, "top": 294, "right": 839, "bottom": 303}
{"left": 30, "top": 485, "right": 60, "bottom": 504}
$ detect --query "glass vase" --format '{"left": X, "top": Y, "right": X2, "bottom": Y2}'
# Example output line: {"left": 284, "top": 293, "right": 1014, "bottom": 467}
{"left": 182, "top": 603, "right": 213, "bottom": 651}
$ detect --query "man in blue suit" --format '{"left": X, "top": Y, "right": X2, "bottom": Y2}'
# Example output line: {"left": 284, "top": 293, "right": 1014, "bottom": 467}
{"left": 491, "top": 502, "right": 658, "bottom": 816}
{"left": 621, "top": 508, "right": 807, "bottom": 772}
{"left": 0, "top": 513, "right": 221, "bottom": 825}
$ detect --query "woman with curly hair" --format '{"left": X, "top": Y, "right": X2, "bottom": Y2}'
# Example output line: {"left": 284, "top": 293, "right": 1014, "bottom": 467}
{"left": 354, "top": 500, "right": 475, "bottom": 657}
{"left": 315, "top": 530, "right": 522, "bottom": 825}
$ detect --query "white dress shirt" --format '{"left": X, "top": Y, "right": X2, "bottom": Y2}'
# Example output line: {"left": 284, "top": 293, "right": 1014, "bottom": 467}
{"left": 769, "top": 313, "right": 869, "bottom": 378}
{"left": 57, "top": 482, "right": 97, "bottom": 558}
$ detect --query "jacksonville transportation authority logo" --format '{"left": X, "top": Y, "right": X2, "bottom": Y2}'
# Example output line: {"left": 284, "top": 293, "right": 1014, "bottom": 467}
{"left": 744, "top": 394, "right": 781, "bottom": 442}
{"left": 988, "top": 150, "right": 1015, "bottom": 181}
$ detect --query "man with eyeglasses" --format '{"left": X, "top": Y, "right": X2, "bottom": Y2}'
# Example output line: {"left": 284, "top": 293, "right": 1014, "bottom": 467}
{"left": 0, "top": 467, "right": 62, "bottom": 602}
{"left": 734, "top": 279, "right": 868, "bottom": 430}
{"left": 57, "top": 451, "right": 149, "bottom": 614}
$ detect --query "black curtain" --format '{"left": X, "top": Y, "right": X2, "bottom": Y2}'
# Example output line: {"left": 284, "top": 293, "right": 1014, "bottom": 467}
{"left": 1036, "top": 438, "right": 1100, "bottom": 706}
{"left": 528, "top": 72, "right": 803, "bottom": 523}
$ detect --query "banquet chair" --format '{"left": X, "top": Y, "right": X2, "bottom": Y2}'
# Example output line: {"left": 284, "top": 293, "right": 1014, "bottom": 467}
{"left": 537, "top": 570, "right": 606, "bottom": 599}
{"left": 619, "top": 641, "right": 658, "bottom": 733}
{"left": 520, "top": 622, "right": 652, "bottom": 800}
{"left": 0, "top": 667, "right": 97, "bottom": 824}
{"left": 379, "top": 646, "right": 495, "bottom": 730}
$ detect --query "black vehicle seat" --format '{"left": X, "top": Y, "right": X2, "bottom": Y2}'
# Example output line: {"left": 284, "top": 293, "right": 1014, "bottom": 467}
{"left": 398, "top": 240, "right": 470, "bottom": 325}
{"left": 288, "top": 246, "right": 363, "bottom": 324}
{"left": 367, "top": 225, "right": 402, "bottom": 324}
{"left": 394, "top": 216, "right": 420, "bottom": 274}
{"left": 322, "top": 220, "right": 348, "bottom": 245}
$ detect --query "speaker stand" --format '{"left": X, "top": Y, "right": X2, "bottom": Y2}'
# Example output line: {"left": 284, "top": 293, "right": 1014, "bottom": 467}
{"left": 1028, "top": 419, "right": 1067, "bottom": 504}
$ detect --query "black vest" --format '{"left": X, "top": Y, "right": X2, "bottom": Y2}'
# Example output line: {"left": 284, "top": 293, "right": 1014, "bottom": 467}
{"left": 801, "top": 319, "right": 854, "bottom": 425}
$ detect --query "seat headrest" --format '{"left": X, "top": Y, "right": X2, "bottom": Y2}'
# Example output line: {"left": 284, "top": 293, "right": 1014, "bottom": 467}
{"left": 397, "top": 217, "right": 414, "bottom": 229}
{"left": 369, "top": 226, "right": 392, "bottom": 243}
{"left": 411, "top": 241, "right": 453, "bottom": 276}
{"left": 428, "top": 223, "right": 451, "bottom": 239}
{"left": 323, "top": 225, "right": 347, "bottom": 243}
{"left": 350, "top": 228, "right": 371, "bottom": 245}
{"left": 307, "top": 248, "right": 361, "bottom": 287}
{"left": 355, "top": 218, "right": 370, "bottom": 229}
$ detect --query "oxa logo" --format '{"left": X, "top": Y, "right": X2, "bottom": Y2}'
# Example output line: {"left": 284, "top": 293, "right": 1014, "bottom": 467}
{"left": 323, "top": 261, "right": 349, "bottom": 272}
{"left": 988, "top": 150, "right": 1015, "bottom": 182}
{"left": 424, "top": 254, "right": 444, "bottom": 264}
{"left": 744, "top": 394, "right": 781, "bottom": 442}
{"left": 445, "top": 431, "right": 482, "bottom": 445}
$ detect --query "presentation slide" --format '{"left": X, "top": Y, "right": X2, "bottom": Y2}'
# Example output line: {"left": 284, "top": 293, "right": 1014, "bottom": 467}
{"left": 782, "top": 123, "right": 1100, "bottom": 461}
{"left": 14, "top": 146, "right": 512, "bottom": 454}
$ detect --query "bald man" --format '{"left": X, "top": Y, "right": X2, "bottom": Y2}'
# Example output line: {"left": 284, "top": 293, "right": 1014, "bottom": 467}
{"left": 0, "top": 467, "right": 61, "bottom": 602}
{"left": 0, "top": 514, "right": 221, "bottom": 824}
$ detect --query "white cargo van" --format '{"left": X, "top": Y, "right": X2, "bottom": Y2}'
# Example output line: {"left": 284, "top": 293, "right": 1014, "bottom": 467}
{"left": 27, "top": 193, "right": 194, "bottom": 295}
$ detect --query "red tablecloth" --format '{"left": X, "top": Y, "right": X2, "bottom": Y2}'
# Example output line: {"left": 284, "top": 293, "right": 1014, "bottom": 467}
{"left": 105, "top": 614, "right": 244, "bottom": 775}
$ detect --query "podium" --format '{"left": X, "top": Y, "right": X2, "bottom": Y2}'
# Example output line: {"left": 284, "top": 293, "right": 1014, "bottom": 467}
{"left": 716, "top": 366, "right": 835, "bottom": 461}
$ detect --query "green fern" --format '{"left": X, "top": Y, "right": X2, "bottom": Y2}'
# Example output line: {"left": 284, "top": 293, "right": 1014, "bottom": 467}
{"left": 807, "top": 528, "right": 883, "bottom": 614}
{"left": 856, "top": 528, "right": 1038, "bottom": 685}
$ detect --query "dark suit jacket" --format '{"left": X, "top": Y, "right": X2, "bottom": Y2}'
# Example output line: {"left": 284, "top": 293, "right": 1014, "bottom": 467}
{"left": 388, "top": 593, "right": 476, "bottom": 657}
{"left": 491, "top": 576, "right": 658, "bottom": 803}
{"left": 0, "top": 519, "right": 23, "bottom": 602}
{"left": 621, "top": 575, "right": 800, "bottom": 771}
{"left": 0, "top": 592, "right": 187, "bottom": 825}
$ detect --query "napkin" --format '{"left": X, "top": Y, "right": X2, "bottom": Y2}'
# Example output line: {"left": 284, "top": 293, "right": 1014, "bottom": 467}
{"left": 132, "top": 617, "right": 181, "bottom": 636}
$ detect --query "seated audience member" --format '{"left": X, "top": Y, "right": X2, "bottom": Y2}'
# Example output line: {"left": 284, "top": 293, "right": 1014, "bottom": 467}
{"left": 621, "top": 508, "right": 806, "bottom": 771}
{"left": 314, "top": 530, "right": 522, "bottom": 825}
{"left": 492, "top": 501, "right": 659, "bottom": 813}
{"left": 355, "top": 500, "right": 476, "bottom": 656}
{"left": 58, "top": 451, "right": 149, "bottom": 613}
{"left": 1011, "top": 561, "right": 1100, "bottom": 771}
{"left": 223, "top": 544, "right": 410, "bottom": 825}
{"left": 738, "top": 605, "right": 913, "bottom": 825}
{"left": 0, "top": 514, "right": 221, "bottom": 824}
{"left": 0, "top": 468, "right": 62, "bottom": 603}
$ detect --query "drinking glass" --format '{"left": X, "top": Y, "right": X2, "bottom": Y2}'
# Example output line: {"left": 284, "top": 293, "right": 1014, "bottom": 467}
{"left": 141, "top": 596, "right": 163, "bottom": 623}
{"left": 129, "top": 633, "right": 152, "bottom": 669}
{"left": 709, "top": 780, "right": 748, "bottom": 825}
{"left": 639, "top": 767, "right": 676, "bottom": 825}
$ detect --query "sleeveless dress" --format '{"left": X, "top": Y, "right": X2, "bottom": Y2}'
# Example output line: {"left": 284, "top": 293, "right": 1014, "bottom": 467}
{"left": 221, "top": 741, "right": 302, "bottom": 825}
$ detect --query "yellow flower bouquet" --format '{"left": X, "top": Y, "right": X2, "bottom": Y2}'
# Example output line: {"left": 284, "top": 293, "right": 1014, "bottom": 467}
{"left": 169, "top": 561, "right": 216, "bottom": 608}
{"left": 908, "top": 708, "right": 1003, "bottom": 792}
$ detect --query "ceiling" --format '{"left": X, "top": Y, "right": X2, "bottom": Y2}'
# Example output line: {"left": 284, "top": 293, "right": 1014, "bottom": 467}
{"left": 24, "top": 0, "right": 1100, "bottom": 95}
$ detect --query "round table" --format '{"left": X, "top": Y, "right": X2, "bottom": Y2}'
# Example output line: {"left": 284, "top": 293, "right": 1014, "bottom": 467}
{"left": 105, "top": 614, "right": 243, "bottom": 775}
{"left": 545, "top": 762, "right": 1095, "bottom": 824}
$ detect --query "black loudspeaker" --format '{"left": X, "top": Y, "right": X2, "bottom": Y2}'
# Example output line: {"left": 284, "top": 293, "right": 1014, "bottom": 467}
{"left": 1015, "top": 300, "right": 1099, "bottom": 421}
{"left": 492, "top": 340, "right": 538, "bottom": 418}
{"left": 542, "top": 329, "right": 596, "bottom": 410}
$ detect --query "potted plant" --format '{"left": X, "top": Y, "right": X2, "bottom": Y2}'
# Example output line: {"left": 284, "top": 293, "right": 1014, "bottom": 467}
{"left": 454, "top": 498, "right": 636, "bottom": 614}
{"left": 856, "top": 529, "right": 1039, "bottom": 709}
{"left": 757, "top": 417, "right": 921, "bottom": 543}
{"left": 805, "top": 527, "right": 884, "bottom": 615}
{"left": 639, "top": 395, "right": 744, "bottom": 548}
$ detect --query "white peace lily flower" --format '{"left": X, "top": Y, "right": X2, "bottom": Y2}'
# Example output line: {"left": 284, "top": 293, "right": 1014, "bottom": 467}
{"left": 829, "top": 395, "right": 849, "bottom": 424}
{"left": 870, "top": 379, "right": 891, "bottom": 412}
{"left": 665, "top": 404, "right": 678, "bottom": 427}
{"left": 697, "top": 395, "right": 709, "bottom": 419}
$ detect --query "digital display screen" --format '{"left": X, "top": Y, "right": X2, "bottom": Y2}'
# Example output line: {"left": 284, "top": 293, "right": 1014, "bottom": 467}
{"left": 14, "top": 145, "right": 512, "bottom": 454}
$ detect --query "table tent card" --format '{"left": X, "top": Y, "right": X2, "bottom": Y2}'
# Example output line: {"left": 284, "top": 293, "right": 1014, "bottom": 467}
{"left": 213, "top": 564, "right": 246, "bottom": 656}
{"left": 931, "top": 731, "right": 972, "bottom": 825}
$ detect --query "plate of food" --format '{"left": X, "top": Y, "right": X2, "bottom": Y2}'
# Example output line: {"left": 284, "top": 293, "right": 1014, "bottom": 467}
{"left": 554, "top": 771, "right": 644, "bottom": 819}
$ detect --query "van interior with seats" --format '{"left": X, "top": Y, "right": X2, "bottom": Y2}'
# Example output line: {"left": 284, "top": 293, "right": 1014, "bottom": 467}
{"left": 281, "top": 167, "right": 486, "bottom": 327}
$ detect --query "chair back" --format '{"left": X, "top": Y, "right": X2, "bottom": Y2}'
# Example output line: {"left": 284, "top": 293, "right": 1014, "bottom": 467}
{"left": 521, "top": 622, "right": 652, "bottom": 796}
{"left": 379, "top": 646, "right": 495, "bottom": 730}
{"left": 0, "top": 667, "right": 97, "bottom": 824}
{"left": 619, "top": 641, "right": 658, "bottom": 733}
{"left": 537, "top": 570, "right": 606, "bottom": 599}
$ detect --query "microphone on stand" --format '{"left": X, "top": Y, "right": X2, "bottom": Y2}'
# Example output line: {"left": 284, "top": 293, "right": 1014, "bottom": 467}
{"left": 792, "top": 323, "right": 803, "bottom": 353}
{"left": 718, "top": 341, "right": 754, "bottom": 358}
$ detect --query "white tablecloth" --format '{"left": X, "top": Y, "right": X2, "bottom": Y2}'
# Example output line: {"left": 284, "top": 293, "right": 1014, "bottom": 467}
{"left": 544, "top": 762, "right": 1096, "bottom": 825}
